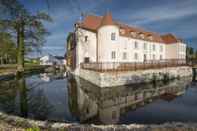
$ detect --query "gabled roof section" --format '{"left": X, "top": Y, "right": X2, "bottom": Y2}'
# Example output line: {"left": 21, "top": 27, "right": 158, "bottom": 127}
{"left": 78, "top": 15, "right": 102, "bottom": 31}
{"left": 161, "top": 34, "right": 182, "bottom": 44}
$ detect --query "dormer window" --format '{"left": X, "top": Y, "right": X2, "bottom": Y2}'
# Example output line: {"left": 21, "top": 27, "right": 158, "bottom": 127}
{"left": 130, "top": 32, "right": 136, "bottom": 37}
{"left": 120, "top": 29, "right": 125, "bottom": 35}
{"left": 139, "top": 33, "right": 145, "bottom": 39}
{"left": 148, "top": 35, "right": 153, "bottom": 41}
{"left": 111, "top": 33, "right": 116, "bottom": 40}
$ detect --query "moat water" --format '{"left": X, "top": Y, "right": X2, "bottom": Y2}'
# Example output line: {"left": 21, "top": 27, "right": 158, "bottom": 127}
{"left": 0, "top": 72, "right": 196, "bottom": 124}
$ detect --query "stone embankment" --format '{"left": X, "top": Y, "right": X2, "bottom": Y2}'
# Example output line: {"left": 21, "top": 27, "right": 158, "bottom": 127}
{"left": 1, "top": 111, "right": 197, "bottom": 131}
{"left": 79, "top": 66, "right": 192, "bottom": 87}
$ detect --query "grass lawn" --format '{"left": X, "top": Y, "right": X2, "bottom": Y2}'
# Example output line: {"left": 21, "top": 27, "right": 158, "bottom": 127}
{"left": 0, "top": 63, "right": 46, "bottom": 75}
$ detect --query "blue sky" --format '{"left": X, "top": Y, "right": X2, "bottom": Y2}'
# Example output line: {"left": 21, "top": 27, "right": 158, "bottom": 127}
{"left": 19, "top": 0, "right": 197, "bottom": 57}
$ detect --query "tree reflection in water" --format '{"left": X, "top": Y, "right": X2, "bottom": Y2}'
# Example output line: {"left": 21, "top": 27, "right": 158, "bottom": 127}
{"left": 0, "top": 75, "right": 54, "bottom": 120}
{"left": 0, "top": 79, "right": 17, "bottom": 114}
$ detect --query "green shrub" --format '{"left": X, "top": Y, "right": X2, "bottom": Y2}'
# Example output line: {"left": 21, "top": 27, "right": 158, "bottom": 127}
{"left": 26, "top": 127, "right": 40, "bottom": 131}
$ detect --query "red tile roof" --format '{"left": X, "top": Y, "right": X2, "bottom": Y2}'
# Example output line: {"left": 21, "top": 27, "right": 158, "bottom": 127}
{"left": 161, "top": 34, "right": 182, "bottom": 44}
{"left": 78, "top": 15, "right": 101, "bottom": 31}
{"left": 77, "top": 13, "right": 181, "bottom": 44}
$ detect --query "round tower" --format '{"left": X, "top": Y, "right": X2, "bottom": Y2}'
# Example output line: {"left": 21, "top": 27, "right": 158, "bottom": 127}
{"left": 97, "top": 12, "right": 119, "bottom": 62}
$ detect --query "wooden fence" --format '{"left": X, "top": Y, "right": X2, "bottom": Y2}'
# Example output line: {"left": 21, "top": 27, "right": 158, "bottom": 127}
{"left": 81, "top": 59, "right": 187, "bottom": 72}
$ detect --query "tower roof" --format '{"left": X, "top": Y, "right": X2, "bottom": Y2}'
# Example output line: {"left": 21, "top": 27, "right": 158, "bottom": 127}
{"left": 100, "top": 12, "right": 114, "bottom": 26}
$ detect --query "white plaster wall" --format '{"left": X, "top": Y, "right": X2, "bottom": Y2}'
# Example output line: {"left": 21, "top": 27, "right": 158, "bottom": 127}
{"left": 97, "top": 25, "right": 166, "bottom": 63}
{"left": 165, "top": 43, "right": 177, "bottom": 59}
{"left": 75, "top": 26, "right": 185, "bottom": 69}
{"left": 75, "top": 28, "right": 97, "bottom": 69}
{"left": 98, "top": 25, "right": 120, "bottom": 62}
{"left": 165, "top": 42, "right": 186, "bottom": 59}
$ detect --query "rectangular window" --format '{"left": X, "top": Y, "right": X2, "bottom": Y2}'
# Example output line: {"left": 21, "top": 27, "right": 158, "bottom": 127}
{"left": 123, "top": 52, "right": 127, "bottom": 60}
{"left": 84, "top": 57, "right": 90, "bottom": 63}
{"left": 85, "top": 36, "right": 88, "bottom": 42}
{"left": 112, "top": 111, "right": 117, "bottom": 120}
{"left": 111, "top": 33, "right": 116, "bottom": 40}
{"left": 111, "top": 51, "right": 116, "bottom": 59}
{"left": 134, "top": 41, "right": 138, "bottom": 49}
{"left": 160, "top": 45, "right": 163, "bottom": 52}
{"left": 153, "top": 54, "right": 155, "bottom": 60}
{"left": 153, "top": 44, "right": 156, "bottom": 51}
{"left": 144, "top": 43, "right": 147, "bottom": 50}
{"left": 144, "top": 54, "right": 147, "bottom": 61}
{"left": 182, "top": 46, "right": 185, "bottom": 52}
{"left": 134, "top": 53, "right": 138, "bottom": 60}
{"left": 160, "top": 55, "right": 163, "bottom": 60}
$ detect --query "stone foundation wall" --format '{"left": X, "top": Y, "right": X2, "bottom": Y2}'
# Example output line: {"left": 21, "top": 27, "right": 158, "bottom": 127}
{"left": 78, "top": 66, "right": 192, "bottom": 87}
{"left": 1, "top": 111, "right": 197, "bottom": 131}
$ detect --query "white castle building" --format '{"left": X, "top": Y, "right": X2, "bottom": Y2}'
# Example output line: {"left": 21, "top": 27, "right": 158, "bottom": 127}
{"left": 67, "top": 12, "right": 186, "bottom": 72}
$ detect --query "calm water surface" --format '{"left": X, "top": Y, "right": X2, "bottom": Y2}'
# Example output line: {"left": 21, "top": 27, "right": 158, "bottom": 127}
{"left": 0, "top": 72, "right": 196, "bottom": 124}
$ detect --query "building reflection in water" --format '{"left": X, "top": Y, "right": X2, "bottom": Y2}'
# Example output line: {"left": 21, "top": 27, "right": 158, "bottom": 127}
{"left": 40, "top": 72, "right": 65, "bottom": 82}
{"left": 67, "top": 75, "right": 192, "bottom": 124}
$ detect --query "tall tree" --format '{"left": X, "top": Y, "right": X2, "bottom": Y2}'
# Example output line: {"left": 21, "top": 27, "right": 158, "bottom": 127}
{"left": 0, "top": 32, "right": 16, "bottom": 64}
{"left": 0, "top": 0, "right": 52, "bottom": 71}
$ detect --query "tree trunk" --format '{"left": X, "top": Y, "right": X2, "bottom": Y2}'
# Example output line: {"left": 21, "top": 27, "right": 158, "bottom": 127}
{"left": 17, "top": 22, "right": 25, "bottom": 72}
{"left": 0, "top": 56, "right": 2, "bottom": 65}
{"left": 17, "top": 75, "right": 28, "bottom": 117}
